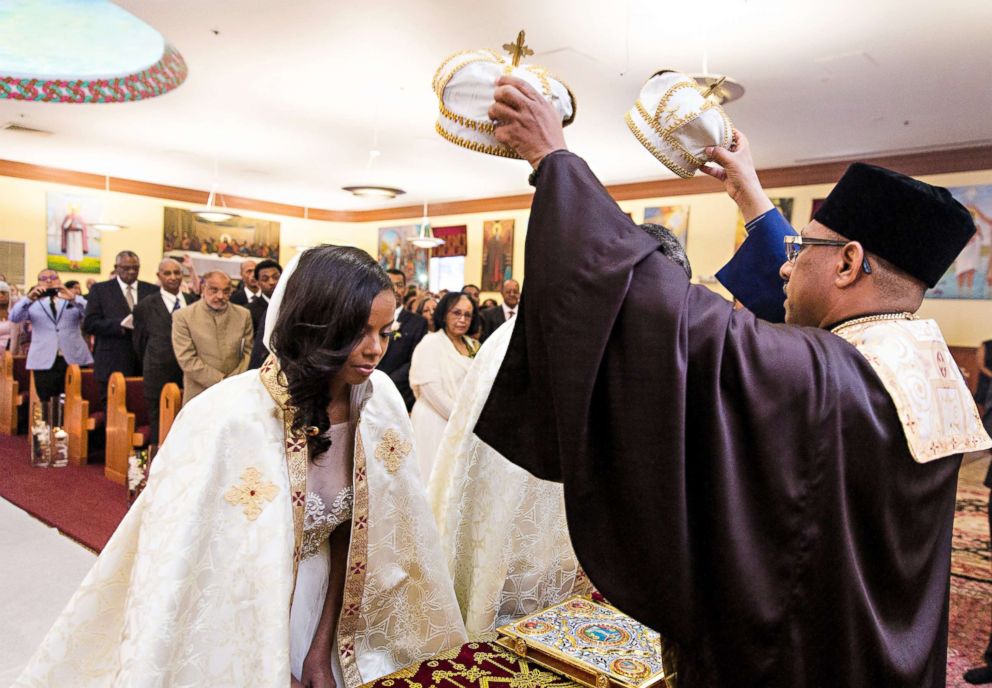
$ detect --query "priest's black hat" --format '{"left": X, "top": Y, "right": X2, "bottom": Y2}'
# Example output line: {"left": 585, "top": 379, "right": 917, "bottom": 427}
{"left": 813, "top": 163, "right": 975, "bottom": 287}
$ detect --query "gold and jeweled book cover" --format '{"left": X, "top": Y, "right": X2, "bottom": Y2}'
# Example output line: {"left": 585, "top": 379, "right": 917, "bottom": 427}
{"left": 496, "top": 596, "right": 674, "bottom": 688}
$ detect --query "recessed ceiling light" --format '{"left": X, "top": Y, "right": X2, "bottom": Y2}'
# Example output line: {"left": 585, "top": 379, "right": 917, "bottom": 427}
{"left": 342, "top": 185, "right": 406, "bottom": 199}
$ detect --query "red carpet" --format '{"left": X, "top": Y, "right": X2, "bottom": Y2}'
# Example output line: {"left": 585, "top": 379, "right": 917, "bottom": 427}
{"left": 0, "top": 433, "right": 127, "bottom": 552}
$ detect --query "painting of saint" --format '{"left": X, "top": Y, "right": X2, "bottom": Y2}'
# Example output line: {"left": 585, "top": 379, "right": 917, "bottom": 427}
{"left": 377, "top": 225, "right": 428, "bottom": 289}
{"left": 46, "top": 192, "right": 102, "bottom": 273}
{"left": 481, "top": 219, "right": 514, "bottom": 291}
{"left": 927, "top": 185, "right": 992, "bottom": 299}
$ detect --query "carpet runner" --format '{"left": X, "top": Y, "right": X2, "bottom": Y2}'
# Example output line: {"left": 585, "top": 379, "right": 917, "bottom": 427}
{"left": 0, "top": 433, "right": 126, "bottom": 552}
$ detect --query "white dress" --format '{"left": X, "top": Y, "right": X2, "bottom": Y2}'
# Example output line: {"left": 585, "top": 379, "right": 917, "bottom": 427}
{"left": 289, "top": 422, "right": 355, "bottom": 684}
{"left": 409, "top": 331, "right": 476, "bottom": 482}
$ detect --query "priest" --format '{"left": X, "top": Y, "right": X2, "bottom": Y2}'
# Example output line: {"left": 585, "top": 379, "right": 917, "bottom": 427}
{"left": 475, "top": 75, "right": 990, "bottom": 687}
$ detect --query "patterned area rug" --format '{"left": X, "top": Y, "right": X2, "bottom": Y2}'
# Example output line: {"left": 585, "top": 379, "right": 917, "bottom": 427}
{"left": 948, "top": 454, "right": 991, "bottom": 687}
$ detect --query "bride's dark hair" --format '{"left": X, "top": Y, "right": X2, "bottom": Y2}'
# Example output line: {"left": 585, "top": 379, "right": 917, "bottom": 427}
{"left": 270, "top": 245, "right": 392, "bottom": 457}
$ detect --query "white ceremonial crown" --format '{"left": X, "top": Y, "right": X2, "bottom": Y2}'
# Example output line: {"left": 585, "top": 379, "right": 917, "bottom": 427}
{"left": 433, "top": 31, "right": 575, "bottom": 159}
{"left": 626, "top": 70, "right": 734, "bottom": 179}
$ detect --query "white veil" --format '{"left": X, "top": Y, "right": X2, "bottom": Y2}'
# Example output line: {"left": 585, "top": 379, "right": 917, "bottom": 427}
{"left": 262, "top": 250, "right": 303, "bottom": 354}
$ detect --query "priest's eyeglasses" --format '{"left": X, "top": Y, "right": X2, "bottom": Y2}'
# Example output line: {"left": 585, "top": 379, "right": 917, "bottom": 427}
{"left": 783, "top": 235, "right": 872, "bottom": 274}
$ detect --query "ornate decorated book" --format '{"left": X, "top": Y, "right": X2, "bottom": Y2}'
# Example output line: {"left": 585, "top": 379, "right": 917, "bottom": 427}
{"left": 496, "top": 596, "right": 676, "bottom": 688}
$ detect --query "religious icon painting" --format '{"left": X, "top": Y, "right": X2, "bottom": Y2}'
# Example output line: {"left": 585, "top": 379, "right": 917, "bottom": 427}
{"left": 46, "top": 192, "right": 103, "bottom": 273}
{"left": 162, "top": 207, "right": 281, "bottom": 264}
{"left": 377, "top": 225, "right": 429, "bottom": 289}
{"left": 643, "top": 206, "right": 689, "bottom": 248}
{"left": 481, "top": 219, "right": 515, "bottom": 292}
{"left": 734, "top": 197, "right": 794, "bottom": 250}
{"left": 927, "top": 185, "right": 992, "bottom": 300}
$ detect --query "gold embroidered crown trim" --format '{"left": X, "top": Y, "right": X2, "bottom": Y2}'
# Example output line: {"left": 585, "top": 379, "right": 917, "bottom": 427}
{"left": 435, "top": 119, "right": 521, "bottom": 159}
{"left": 625, "top": 112, "right": 695, "bottom": 179}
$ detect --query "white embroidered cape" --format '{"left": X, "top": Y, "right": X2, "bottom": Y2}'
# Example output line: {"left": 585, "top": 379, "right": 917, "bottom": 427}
{"left": 832, "top": 317, "right": 991, "bottom": 462}
{"left": 427, "top": 319, "right": 591, "bottom": 638}
{"left": 15, "top": 365, "right": 466, "bottom": 687}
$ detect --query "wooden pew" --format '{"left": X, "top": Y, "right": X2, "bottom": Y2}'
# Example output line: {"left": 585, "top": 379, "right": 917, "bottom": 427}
{"left": 158, "top": 382, "right": 182, "bottom": 445}
{"left": 0, "top": 352, "right": 27, "bottom": 435}
{"left": 105, "top": 373, "right": 152, "bottom": 485}
{"left": 64, "top": 364, "right": 107, "bottom": 465}
{"left": 949, "top": 345, "right": 980, "bottom": 396}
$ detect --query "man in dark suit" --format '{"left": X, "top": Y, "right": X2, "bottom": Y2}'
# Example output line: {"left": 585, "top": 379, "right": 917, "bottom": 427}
{"left": 229, "top": 260, "right": 259, "bottom": 306}
{"left": 133, "top": 258, "right": 198, "bottom": 442}
{"left": 246, "top": 259, "right": 282, "bottom": 369}
{"left": 83, "top": 250, "right": 157, "bottom": 409}
{"left": 376, "top": 269, "right": 428, "bottom": 410}
{"left": 479, "top": 278, "right": 520, "bottom": 342}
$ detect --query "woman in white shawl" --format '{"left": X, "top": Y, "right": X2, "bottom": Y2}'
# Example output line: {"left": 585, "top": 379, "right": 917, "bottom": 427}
{"left": 408, "top": 291, "right": 480, "bottom": 482}
{"left": 16, "top": 246, "right": 466, "bottom": 688}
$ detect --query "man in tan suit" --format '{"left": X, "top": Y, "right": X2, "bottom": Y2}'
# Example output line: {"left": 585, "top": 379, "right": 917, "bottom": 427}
{"left": 172, "top": 271, "right": 253, "bottom": 402}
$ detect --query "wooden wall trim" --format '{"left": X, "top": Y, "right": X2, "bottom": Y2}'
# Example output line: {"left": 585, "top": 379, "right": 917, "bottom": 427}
{"left": 2, "top": 145, "right": 990, "bottom": 224}
{"left": 0, "top": 160, "right": 105, "bottom": 190}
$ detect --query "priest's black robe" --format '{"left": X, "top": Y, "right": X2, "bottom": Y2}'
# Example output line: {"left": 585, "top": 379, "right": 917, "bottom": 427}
{"left": 474, "top": 151, "right": 961, "bottom": 687}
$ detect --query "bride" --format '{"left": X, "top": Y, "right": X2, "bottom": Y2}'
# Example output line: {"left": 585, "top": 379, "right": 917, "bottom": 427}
{"left": 16, "top": 246, "right": 466, "bottom": 688}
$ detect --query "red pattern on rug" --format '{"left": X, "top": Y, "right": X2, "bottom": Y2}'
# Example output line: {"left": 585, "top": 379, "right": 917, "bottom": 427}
{"left": 0, "top": 433, "right": 127, "bottom": 552}
{"left": 948, "top": 456, "right": 991, "bottom": 687}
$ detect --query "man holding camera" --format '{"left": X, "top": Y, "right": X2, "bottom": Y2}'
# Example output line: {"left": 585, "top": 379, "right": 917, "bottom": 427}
{"left": 9, "top": 268, "right": 92, "bottom": 401}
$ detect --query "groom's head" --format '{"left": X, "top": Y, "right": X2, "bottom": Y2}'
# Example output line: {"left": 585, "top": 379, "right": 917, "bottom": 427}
{"left": 641, "top": 223, "right": 691, "bottom": 279}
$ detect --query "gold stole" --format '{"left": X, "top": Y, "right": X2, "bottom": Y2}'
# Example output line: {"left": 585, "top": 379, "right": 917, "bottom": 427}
{"left": 258, "top": 357, "right": 370, "bottom": 687}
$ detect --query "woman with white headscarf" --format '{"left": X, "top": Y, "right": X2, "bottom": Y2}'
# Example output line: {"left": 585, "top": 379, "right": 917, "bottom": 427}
{"left": 16, "top": 246, "right": 466, "bottom": 688}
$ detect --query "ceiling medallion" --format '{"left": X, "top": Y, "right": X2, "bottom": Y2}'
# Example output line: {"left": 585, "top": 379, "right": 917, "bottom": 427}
{"left": 0, "top": 0, "right": 187, "bottom": 104}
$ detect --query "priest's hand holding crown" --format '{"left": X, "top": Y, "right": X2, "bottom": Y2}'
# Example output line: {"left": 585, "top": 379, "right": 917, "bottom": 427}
{"left": 489, "top": 76, "right": 568, "bottom": 168}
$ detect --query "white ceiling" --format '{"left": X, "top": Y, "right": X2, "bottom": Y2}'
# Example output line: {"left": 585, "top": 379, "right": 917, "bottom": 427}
{"left": 1, "top": 0, "right": 990, "bottom": 212}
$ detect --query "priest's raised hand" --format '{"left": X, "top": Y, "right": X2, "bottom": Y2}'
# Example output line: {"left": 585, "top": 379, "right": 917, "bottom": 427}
{"left": 489, "top": 75, "right": 567, "bottom": 168}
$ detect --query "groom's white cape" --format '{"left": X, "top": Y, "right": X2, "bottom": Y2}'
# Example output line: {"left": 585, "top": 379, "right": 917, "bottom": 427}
{"left": 427, "top": 319, "right": 592, "bottom": 638}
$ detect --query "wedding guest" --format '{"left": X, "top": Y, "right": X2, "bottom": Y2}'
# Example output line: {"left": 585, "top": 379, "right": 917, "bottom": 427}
{"left": 414, "top": 294, "right": 438, "bottom": 332}
{"left": 83, "top": 250, "right": 156, "bottom": 408}
{"left": 376, "top": 269, "right": 428, "bottom": 410}
{"left": 461, "top": 284, "right": 481, "bottom": 302}
{"left": 133, "top": 258, "right": 198, "bottom": 441}
{"left": 230, "top": 259, "right": 260, "bottom": 305}
{"left": 10, "top": 269, "right": 92, "bottom": 401}
{"left": 409, "top": 291, "right": 480, "bottom": 482}
{"left": 479, "top": 279, "right": 520, "bottom": 342}
{"left": 480, "top": 298, "right": 498, "bottom": 310}
{"left": 171, "top": 271, "right": 252, "bottom": 402}
{"left": 247, "top": 259, "right": 283, "bottom": 369}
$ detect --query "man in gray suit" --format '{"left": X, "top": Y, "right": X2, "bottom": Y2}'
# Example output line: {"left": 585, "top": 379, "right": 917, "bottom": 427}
{"left": 171, "top": 271, "right": 253, "bottom": 403}
{"left": 9, "top": 268, "right": 93, "bottom": 401}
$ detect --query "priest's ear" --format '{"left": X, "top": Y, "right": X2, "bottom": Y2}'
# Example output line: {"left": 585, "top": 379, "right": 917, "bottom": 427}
{"left": 833, "top": 241, "right": 870, "bottom": 289}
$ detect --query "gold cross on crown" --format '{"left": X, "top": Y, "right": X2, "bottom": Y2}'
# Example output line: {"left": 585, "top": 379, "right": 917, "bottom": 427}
{"left": 503, "top": 30, "right": 534, "bottom": 67}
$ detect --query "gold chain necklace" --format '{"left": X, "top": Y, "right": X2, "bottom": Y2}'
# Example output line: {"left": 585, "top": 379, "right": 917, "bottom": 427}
{"left": 830, "top": 312, "right": 916, "bottom": 334}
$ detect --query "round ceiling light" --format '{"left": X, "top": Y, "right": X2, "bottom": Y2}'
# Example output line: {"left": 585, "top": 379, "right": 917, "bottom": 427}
{"left": 342, "top": 185, "right": 406, "bottom": 199}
